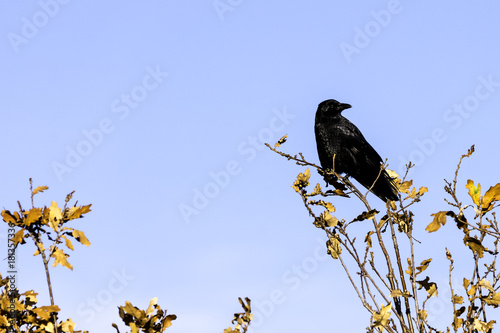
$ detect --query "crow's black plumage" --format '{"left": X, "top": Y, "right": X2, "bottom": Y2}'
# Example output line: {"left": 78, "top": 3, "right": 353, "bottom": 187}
{"left": 314, "top": 99, "right": 398, "bottom": 202}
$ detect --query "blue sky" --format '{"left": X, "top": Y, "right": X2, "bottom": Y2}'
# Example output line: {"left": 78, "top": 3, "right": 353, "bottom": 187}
{"left": 1, "top": 1, "right": 500, "bottom": 332}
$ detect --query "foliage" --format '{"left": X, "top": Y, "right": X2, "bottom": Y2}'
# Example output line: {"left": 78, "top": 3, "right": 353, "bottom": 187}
{"left": 1, "top": 179, "right": 253, "bottom": 332}
{"left": 112, "top": 298, "right": 177, "bottom": 333}
{"left": 223, "top": 297, "right": 252, "bottom": 333}
{"left": 0, "top": 273, "right": 78, "bottom": 333}
{"left": 268, "top": 138, "right": 499, "bottom": 333}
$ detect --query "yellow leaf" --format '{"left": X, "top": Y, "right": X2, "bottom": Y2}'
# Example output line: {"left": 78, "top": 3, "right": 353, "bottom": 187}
{"left": 481, "top": 183, "right": 500, "bottom": 212}
{"left": 416, "top": 277, "right": 438, "bottom": 297}
{"left": 372, "top": 303, "right": 392, "bottom": 328}
{"left": 399, "top": 180, "right": 412, "bottom": 194}
{"left": 310, "top": 183, "right": 322, "bottom": 196}
{"left": 482, "top": 291, "right": 500, "bottom": 307}
{"left": 452, "top": 316, "right": 463, "bottom": 331}
{"left": 33, "top": 305, "right": 60, "bottom": 320}
{"left": 463, "top": 278, "right": 470, "bottom": 290}
{"left": 25, "top": 207, "right": 43, "bottom": 226}
{"left": 386, "top": 169, "right": 399, "bottom": 180}
{"left": 61, "top": 318, "right": 76, "bottom": 333}
{"left": 390, "top": 290, "right": 411, "bottom": 298}
{"left": 321, "top": 211, "right": 339, "bottom": 227}
{"left": 67, "top": 204, "right": 92, "bottom": 220}
{"left": 418, "top": 310, "right": 427, "bottom": 321}
{"left": 467, "top": 285, "right": 476, "bottom": 296}
{"left": 49, "top": 201, "right": 62, "bottom": 232}
{"left": 11, "top": 229, "right": 25, "bottom": 245}
{"left": 22, "top": 290, "right": 38, "bottom": 305}
{"left": 426, "top": 211, "right": 448, "bottom": 232}
{"left": 465, "top": 179, "right": 481, "bottom": 206}
{"left": 51, "top": 248, "right": 73, "bottom": 270}
{"left": 274, "top": 135, "right": 287, "bottom": 148}
{"left": 1, "top": 210, "right": 19, "bottom": 225}
{"left": 292, "top": 168, "right": 311, "bottom": 193}
{"left": 163, "top": 314, "right": 177, "bottom": 328}
{"left": 478, "top": 279, "right": 494, "bottom": 292}
{"left": 452, "top": 295, "right": 463, "bottom": 305}
{"left": 418, "top": 187, "right": 428, "bottom": 196}
{"left": 73, "top": 229, "right": 91, "bottom": 246}
{"left": 327, "top": 237, "right": 342, "bottom": 259}
{"left": 416, "top": 259, "right": 432, "bottom": 275}
{"left": 473, "top": 318, "right": 496, "bottom": 332}
{"left": 365, "top": 231, "right": 375, "bottom": 248}
{"left": 464, "top": 236, "right": 485, "bottom": 258}
{"left": 146, "top": 297, "right": 158, "bottom": 316}
{"left": 130, "top": 322, "right": 139, "bottom": 333}
{"left": 43, "top": 322, "right": 55, "bottom": 333}
{"left": 352, "top": 209, "right": 379, "bottom": 222}
{"left": 427, "top": 284, "right": 438, "bottom": 297}
{"left": 123, "top": 301, "right": 144, "bottom": 320}
{"left": 32, "top": 185, "right": 49, "bottom": 195}
{"left": 309, "top": 200, "right": 335, "bottom": 212}
{"left": 405, "top": 258, "right": 412, "bottom": 275}
{"left": 317, "top": 200, "right": 335, "bottom": 212}
{"left": 62, "top": 235, "right": 74, "bottom": 251}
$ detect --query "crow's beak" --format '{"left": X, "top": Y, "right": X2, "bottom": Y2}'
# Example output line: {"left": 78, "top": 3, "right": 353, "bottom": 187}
{"left": 339, "top": 103, "right": 352, "bottom": 111}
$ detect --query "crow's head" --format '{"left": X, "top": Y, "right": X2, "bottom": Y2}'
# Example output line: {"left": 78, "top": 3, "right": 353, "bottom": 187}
{"left": 317, "top": 99, "right": 351, "bottom": 117}
{"left": 316, "top": 99, "right": 351, "bottom": 117}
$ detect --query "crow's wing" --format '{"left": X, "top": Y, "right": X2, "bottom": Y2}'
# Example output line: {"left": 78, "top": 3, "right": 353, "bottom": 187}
{"left": 336, "top": 117, "right": 398, "bottom": 201}
{"left": 333, "top": 116, "right": 383, "bottom": 175}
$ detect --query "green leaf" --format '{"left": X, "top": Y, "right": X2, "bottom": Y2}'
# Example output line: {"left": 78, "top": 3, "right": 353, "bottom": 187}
{"left": 465, "top": 179, "right": 481, "bottom": 206}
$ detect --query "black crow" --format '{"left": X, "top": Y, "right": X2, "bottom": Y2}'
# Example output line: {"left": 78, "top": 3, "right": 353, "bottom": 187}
{"left": 315, "top": 99, "right": 398, "bottom": 202}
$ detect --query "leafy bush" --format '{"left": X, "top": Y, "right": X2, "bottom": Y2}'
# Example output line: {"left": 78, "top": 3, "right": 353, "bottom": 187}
{"left": 1, "top": 179, "right": 251, "bottom": 333}
{"left": 268, "top": 139, "right": 499, "bottom": 333}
